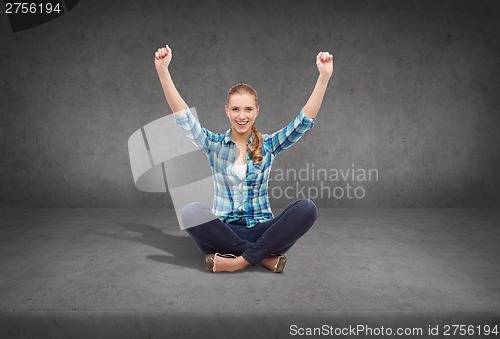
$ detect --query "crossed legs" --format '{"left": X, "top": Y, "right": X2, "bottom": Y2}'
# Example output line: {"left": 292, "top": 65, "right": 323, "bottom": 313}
{"left": 181, "top": 199, "right": 318, "bottom": 272}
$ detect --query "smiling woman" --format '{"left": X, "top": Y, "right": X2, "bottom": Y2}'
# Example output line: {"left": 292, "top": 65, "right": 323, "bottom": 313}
{"left": 225, "top": 83, "right": 263, "bottom": 165}
{"left": 154, "top": 43, "right": 333, "bottom": 273}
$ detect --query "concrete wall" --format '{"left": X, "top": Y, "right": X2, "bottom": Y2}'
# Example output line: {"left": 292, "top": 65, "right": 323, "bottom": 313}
{"left": 1, "top": 0, "right": 499, "bottom": 208}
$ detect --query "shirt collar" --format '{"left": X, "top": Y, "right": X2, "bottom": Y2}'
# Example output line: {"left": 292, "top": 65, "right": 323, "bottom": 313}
{"left": 224, "top": 128, "right": 254, "bottom": 145}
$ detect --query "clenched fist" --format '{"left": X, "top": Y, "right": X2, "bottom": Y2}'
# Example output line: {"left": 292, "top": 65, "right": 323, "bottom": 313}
{"left": 154, "top": 44, "right": 172, "bottom": 72}
{"left": 316, "top": 51, "right": 334, "bottom": 77}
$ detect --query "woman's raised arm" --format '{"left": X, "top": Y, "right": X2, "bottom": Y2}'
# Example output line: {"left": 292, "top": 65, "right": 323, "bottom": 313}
{"left": 303, "top": 51, "right": 334, "bottom": 119}
{"left": 154, "top": 44, "right": 188, "bottom": 115}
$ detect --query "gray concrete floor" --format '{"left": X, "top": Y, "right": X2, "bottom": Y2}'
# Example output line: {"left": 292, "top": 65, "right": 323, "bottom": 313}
{"left": 0, "top": 208, "right": 499, "bottom": 338}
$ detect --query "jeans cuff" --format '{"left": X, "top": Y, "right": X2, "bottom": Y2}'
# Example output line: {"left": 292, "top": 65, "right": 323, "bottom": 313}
{"left": 241, "top": 252, "right": 257, "bottom": 267}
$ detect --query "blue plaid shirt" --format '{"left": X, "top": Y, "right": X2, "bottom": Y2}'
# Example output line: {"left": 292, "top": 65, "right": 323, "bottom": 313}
{"left": 174, "top": 107, "right": 316, "bottom": 228}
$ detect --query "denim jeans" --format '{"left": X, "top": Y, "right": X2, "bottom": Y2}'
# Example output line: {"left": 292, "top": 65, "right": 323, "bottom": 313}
{"left": 181, "top": 198, "right": 318, "bottom": 266}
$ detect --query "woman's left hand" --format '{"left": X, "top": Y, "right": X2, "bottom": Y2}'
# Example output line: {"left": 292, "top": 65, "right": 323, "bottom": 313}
{"left": 316, "top": 51, "right": 334, "bottom": 77}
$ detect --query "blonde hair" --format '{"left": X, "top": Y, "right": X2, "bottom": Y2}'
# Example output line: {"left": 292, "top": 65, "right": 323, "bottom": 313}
{"left": 226, "top": 83, "right": 263, "bottom": 165}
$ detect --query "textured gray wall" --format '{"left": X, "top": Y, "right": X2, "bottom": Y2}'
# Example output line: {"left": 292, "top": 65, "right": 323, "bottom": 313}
{"left": 1, "top": 0, "right": 499, "bottom": 208}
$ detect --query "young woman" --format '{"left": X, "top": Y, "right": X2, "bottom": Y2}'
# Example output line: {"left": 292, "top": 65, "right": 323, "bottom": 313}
{"left": 154, "top": 44, "right": 333, "bottom": 273}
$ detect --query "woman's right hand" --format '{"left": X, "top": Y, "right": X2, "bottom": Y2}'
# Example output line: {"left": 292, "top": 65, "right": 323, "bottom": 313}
{"left": 154, "top": 44, "right": 172, "bottom": 72}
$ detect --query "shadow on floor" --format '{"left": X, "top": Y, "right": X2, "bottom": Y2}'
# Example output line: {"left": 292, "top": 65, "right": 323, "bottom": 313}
{"left": 101, "top": 222, "right": 261, "bottom": 273}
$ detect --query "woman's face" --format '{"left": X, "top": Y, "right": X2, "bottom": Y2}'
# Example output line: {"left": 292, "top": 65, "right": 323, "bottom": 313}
{"left": 225, "top": 93, "right": 259, "bottom": 136}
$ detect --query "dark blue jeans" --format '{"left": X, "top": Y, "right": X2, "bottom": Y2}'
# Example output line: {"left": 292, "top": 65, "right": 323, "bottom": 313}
{"left": 181, "top": 198, "right": 318, "bottom": 266}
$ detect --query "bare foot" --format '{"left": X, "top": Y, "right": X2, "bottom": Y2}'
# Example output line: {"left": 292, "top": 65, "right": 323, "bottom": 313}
{"left": 260, "top": 255, "right": 281, "bottom": 271}
{"left": 213, "top": 255, "right": 250, "bottom": 272}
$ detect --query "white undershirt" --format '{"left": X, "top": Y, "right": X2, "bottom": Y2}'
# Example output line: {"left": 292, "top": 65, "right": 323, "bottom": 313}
{"left": 233, "top": 162, "right": 247, "bottom": 180}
